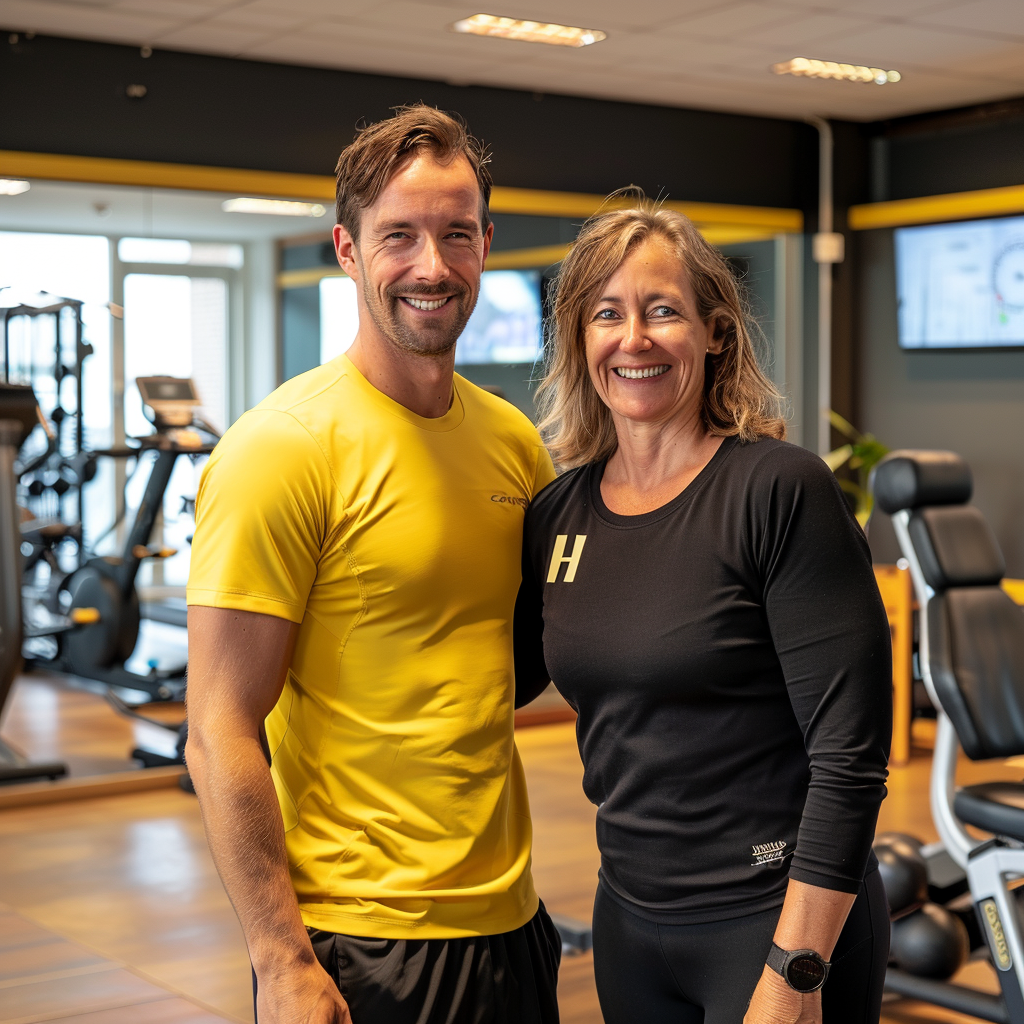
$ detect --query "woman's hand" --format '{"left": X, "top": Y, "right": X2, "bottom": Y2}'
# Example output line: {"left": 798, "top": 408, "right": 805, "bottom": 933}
{"left": 743, "top": 966, "right": 820, "bottom": 1024}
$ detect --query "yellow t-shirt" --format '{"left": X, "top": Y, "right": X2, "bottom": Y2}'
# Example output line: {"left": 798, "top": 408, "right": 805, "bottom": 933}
{"left": 187, "top": 355, "right": 556, "bottom": 939}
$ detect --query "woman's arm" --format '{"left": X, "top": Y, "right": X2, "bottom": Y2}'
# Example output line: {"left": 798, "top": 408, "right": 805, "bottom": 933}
{"left": 750, "top": 448, "right": 893, "bottom": 1021}
{"left": 744, "top": 880, "right": 855, "bottom": 1024}
{"left": 759, "top": 447, "right": 892, "bottom": 894}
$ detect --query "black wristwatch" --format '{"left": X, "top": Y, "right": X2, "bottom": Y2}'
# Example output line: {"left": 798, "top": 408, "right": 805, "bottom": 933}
{"left": 766, "top": 942, "right": 830, "bottom": 993}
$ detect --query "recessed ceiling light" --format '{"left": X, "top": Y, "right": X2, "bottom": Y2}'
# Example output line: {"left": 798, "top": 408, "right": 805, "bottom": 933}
{"left": 773, "top": 58, "right": 901, "bottom": 85}
{"left": 222, "top": 198, "right": 327, "bottom": 217}
{"left": 0, "top": 179, "right": 30, "bottom": 195}
{"left": 452, "top": 14, "right": 606, "bottom": 47}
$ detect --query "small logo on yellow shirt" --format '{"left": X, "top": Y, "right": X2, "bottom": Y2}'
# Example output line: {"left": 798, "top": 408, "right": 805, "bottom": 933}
{"left": 547, "top": 534, "right": 587, "bottom": 583}
{"left": 491, "top": 493, "right": 528, "bottom": 509}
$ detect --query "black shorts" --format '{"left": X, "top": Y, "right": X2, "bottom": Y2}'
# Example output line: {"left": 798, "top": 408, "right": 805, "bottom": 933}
{"left": 592, "top": 868, "right": 889, "bottom": 1024}
{"left": 254, "top": 902, "right": 561, "bottom": 1024}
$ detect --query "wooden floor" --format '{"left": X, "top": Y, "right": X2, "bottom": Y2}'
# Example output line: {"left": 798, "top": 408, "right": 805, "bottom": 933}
{"left": 2, "top": 675, "right": 1023, "bottom": 1023}
{"left": 1, "top": 673, "right": 184, "bottom": 779}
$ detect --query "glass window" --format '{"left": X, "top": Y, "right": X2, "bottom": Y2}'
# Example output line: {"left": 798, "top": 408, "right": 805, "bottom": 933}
{"left": 123, "top": 274, "right": 227, "bottom": 437}
{"left": 123, "top": 272, "right": 228, "bottom": 588}
{"left": 0, "top": 230, "right": 114, "bottom": 547}
{"left": 320, "top": 275, "right": 359, "bottom": 364}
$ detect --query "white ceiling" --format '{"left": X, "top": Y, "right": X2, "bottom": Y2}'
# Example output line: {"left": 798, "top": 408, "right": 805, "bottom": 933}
{"left": 1, "top": 0, "right": 1023, "bottom": 121}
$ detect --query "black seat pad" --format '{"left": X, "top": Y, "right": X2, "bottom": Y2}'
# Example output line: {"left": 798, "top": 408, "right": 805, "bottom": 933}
{"left": 954, "top": 782, "right": 1024, "bottom": 842}
{"left": 929, "top": 588, "right": 1024, "bottom": 760}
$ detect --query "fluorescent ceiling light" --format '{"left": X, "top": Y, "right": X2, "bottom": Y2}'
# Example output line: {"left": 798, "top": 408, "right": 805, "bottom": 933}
{"left": 118, "top": 237, "right": 244, "bottom": 268}
{"left": 222, "top": 198, "right": 327, "bottom": 217}
{"left": 0, "top": 179, "right": 30, "bottom": 195}
{"left": 452, "top": 14, "right": 606, "bottom": 47}
{"left": 773, "top": 58, "right": 901, "bottom": 85}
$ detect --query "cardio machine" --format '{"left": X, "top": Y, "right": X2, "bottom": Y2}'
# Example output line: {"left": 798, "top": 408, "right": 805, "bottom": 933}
{"left": 29, "top": 377, "right": 219, "bottom": 702}
{"left": 873, "top": 450, "right": 1024, "bottom": 1023}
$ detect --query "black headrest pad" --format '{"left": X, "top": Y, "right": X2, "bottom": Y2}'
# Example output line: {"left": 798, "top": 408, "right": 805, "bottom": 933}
{"left": 871, "top": 450, "right": 972, "bottom": 514}
{"left": 909, "top": 506, "right": 1005, "bottom": 590}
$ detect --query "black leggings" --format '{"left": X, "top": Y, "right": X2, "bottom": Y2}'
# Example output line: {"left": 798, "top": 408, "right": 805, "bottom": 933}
{"left": 592, "top": 868, "right": 889, "bottom": 1024}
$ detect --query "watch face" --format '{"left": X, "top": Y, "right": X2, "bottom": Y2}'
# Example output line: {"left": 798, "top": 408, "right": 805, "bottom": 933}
{"left": 787, "top": 955, "right": 826, "bottom": 992}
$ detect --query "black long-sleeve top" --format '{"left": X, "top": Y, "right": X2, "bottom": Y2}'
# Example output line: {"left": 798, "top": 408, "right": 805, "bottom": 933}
{"left": 515, "top": 436, "right": 892, "bottom": 923}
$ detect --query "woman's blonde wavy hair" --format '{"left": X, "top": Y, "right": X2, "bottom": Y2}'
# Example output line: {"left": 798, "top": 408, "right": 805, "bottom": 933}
{"left": 536, "top": 194, "right": 787, "bottom": 469}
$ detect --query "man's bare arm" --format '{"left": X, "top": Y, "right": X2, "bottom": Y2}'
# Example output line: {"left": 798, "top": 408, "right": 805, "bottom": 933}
{"left": 185, "top": 606, "right": 350, "bottom": 1023}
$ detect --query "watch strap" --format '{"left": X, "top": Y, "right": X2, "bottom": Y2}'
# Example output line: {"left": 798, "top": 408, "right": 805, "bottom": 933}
{"left": 766, "top": 941, "right": 789, "bottom": 977}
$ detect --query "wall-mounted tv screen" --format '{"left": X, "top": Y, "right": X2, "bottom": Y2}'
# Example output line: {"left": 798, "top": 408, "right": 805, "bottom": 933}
{"left": 895, "top": 215, "right": 1024, "bottom": 349}
{"left": 320, "top": 268, "right": 543, "bottom": 366}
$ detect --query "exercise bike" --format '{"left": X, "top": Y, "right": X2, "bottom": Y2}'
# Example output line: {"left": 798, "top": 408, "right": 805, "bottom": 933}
{"left": 873, "top": 450, "right": 1024, "bottom": 1023}
{"left": 28, "top": 377, "right": 219, "bottom": 702}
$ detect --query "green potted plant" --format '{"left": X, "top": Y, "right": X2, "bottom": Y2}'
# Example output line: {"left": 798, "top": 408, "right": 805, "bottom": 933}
{"left": 823, "top": 411, "right": 889, "bottom": 528}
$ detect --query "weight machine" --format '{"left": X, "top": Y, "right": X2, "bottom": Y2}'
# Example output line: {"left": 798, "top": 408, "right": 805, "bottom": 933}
{"left": 30, "top": 377, "right": 218, "bottom": 702}
{"left": 0, "top": 383, "right": 69, "bottom": 783}
{"left": 1, "top": 296, "right": 95, "bottom": 560}
{"left": 874, "top": 450, "right": 1024, "bottom": 1023}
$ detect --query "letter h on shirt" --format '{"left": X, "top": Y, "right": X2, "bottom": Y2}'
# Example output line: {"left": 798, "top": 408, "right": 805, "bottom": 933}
{"left": 547, "top": 534, "right": 587, "bottom": 583}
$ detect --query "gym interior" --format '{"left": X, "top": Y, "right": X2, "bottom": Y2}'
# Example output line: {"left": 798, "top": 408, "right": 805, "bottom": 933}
{"left": 2, "top": 4, "right": 1024, "bottom": 1022}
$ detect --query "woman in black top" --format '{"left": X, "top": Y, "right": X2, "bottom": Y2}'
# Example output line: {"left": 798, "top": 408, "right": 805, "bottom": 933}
{"left": 515, "top": 198, "right": 892, "bottom": 1024}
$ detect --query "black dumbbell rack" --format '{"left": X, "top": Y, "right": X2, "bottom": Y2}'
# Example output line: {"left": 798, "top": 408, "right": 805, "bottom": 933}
{"left": 1, "top": 297, "right": 95, "bottom": 567}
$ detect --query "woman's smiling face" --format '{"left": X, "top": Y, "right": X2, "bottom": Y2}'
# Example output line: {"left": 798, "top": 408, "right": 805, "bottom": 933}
{"left": 584, "top": 236, "right": 722, "bottom": 431}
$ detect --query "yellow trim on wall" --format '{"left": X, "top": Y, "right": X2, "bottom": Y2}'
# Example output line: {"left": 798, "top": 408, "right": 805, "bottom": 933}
{"left": 488, "top": 185, "right": 803, "bottom": 232}
{"left": 281, "top": 244, "right": 569, "bottom": 285}
{"left": 849, "top": 183, "right": 1024, "bottom": 231}
{"left": 277, "top": 267, "right": 346, "bottom": 289}
{"left": 0, "top": 149, "right": 803, "bottom": 234}
{"left": 486, "top": 244, "right": 571, "bottom": 270}
{"left": 700, "top": 225, "right": 779, "bottom": 246}
{"left": 0, "top": 149, "right": 335, "bottom": 200}
{"left": 279, "top": 226, "right": 785, "bottom": 288}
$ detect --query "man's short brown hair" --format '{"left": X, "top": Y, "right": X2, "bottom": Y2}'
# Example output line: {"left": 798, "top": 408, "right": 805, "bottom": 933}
{"left": 335, "top": 104, "right": 493, "bottom": 240}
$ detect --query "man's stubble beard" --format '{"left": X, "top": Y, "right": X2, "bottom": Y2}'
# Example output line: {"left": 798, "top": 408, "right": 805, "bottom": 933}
{"left": 360, "top": 263, "right": 477, "bottom": 359}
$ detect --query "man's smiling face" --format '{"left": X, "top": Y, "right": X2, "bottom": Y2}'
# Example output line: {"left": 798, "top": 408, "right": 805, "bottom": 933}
{"left": 348, "top": 150, "right": 492, "bottom": 358}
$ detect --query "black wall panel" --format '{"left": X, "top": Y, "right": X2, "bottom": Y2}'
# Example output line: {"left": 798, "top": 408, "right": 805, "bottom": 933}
{"left": 873, "top": 99, "right": 1024, "bottom": 202}
{"left": 0, "top": 32, "right": 817, "bottom": 212}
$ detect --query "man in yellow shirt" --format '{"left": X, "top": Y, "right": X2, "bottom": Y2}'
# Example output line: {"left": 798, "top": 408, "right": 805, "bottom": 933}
{"left": 185, "top": 105, "right": 558, "bottom": 1024}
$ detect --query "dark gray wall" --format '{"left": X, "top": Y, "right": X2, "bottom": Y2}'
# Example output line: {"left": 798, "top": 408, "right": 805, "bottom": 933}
{"left": 857, "top": 100, "right": 1024, "bottom": 571}
{"left": 457, "top": 364, "right": 541, "bottom": 420}
{"left": 858, "top": 228, "right": 1024, "bottom": 574}
{"left": 873, "top": 99, "right": 1024, "bottom": 203}
{"left": 0, "top": 31, "right": 817, "bottom": 213}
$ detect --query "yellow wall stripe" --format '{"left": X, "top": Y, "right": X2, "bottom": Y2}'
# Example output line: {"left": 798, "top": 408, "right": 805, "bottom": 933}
{"left": 278, "top": 226, "right": 783, "bottom": 289}
{"left": 0, "top": 149, "right": 335, "bottom": 200}
{"left": 849, "top": 183, "right": 1024, "bottom": 231}
{"left": 277, "top": 267, "right": 346, "bottom": 289}
{"left": 489, "top": 185, "right": 803, "bottom": 231}
{"left": 0, "top": 149, "right": 802, "bottom": 233}
{"left": 486, "top": 244, "right": 571, "bottom": 270}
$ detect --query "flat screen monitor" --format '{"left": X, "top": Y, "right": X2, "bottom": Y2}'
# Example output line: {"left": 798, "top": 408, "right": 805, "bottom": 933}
{"left": 453, "top": 270, "right": 543, "bottom": 365}
{"left": 895, "top": 215, "right": 1024, "bottom": 348}
{"left": 320, "top": 269, "right": 543, "bottom": 366}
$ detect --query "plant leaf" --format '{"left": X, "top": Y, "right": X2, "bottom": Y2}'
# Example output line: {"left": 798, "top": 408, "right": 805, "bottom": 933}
{"left": 829, "top": 410, "right": 861, "bottom": 443}
{"left": 823, "top": 444, "right": 853, "bottom": 471}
